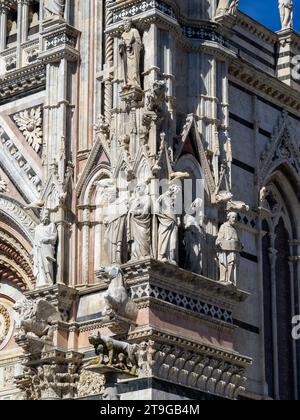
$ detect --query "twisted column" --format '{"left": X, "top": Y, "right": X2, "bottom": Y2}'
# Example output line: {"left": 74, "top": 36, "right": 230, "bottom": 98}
{"left": 104, "top": 0, "right": 114, "bottom": 125}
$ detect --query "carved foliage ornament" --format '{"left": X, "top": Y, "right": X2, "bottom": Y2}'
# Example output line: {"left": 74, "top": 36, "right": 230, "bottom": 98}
{"left": 13, "top": 107, "right": 43, "bottom": 154}
{"left": 0, "top": 304, "right": 11, "bottom": 347}
{"left": 0, "top": 175, "right": 8, "bottom": 193}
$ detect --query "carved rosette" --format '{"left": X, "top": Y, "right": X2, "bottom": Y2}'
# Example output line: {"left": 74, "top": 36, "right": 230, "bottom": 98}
{"left": 13, "top": 107, "right": 43, "bottom": 154}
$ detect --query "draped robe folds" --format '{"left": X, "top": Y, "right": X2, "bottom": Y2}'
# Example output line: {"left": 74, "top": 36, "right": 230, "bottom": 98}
{"left": 216, "top": 0, "right": 236, "bottom": 15}
{"left": 216, "top": 222, "right": 241, "bottom": 283}
{"left": 279, "top": 0, "right": 293, "bottom": 29}
{"left": 44, "top": 0, "right": 65, "bottom": 16}
{"left": 128, "top": 197, "right": 151, "bottom": 260}
{"left": 184, "top": 216, "right": 203, "bottom": 275}
{"left": 104, "top": 199, "right": 128, "bottom": 265}
{"left": 121, "top": 28, "right": 142, "bottom": 88}
{"left": 157, "top": 212, "right": 178, "bottom": 262}
{"left": 33, "top": 223, "right": 58, "bottom": 288}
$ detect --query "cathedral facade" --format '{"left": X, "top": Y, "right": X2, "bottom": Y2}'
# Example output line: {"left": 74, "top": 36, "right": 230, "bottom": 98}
{"left": 0, "top": 0, "right": 299, "bottom": 401}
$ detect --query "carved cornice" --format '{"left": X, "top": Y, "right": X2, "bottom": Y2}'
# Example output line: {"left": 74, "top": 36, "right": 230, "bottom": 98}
{"left": 130, "top": 327, "right": 252, "bottom": 367}
{"left": 122, "top": 259, "right": 249, "bottom": 305}
{"left": 229, "top": 62, "right": 300, "bottom": 116}
{"left": 126, "top": 328, "right": 252, "bottom": 399}
{"left": 0, "top": 63, "right": 46, "bottom": 102}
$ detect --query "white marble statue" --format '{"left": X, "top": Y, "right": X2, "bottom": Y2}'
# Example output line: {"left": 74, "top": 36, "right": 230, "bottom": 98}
{"left": 119, "top": 19, "right": 143, "bottom": 88}
{"left": 279, "top": 0, "right": 293, "bottom": 30}
{"left": 128, "top": 183, "right": 151, "bottom": 261}
{"left": 44, "top": 0, "right": 65, "bottom": 18}
{"left": 156, "top": 184, "right": 181, "bottom": 265}
{"left": 97, "top": 180, "right": 128, "bottom": 265}
{"left": 216, "top": 212, "right": 243, "bottom": 286}
{"left": 216, "top": 0, "right": 239, "bottom": 17}
{"left": 184, "top": 198, "right": 205, "bottom": 275}
{"left": 32, "top": 209, "right": 58, "bottom": 288}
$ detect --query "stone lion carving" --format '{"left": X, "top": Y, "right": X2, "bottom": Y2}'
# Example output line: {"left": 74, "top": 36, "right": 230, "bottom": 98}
{"left": 14, "top": 299, "right": 61, "bottom": 342}
{"left": 99, "top": 266, "right": 138, "bottom": 322}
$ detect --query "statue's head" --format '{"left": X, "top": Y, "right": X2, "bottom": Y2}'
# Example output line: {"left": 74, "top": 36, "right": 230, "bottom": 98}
{"left": 227, "top": 212, "right": 238, "bottom": 226}
{"left": 40, "top": 208, "right": 51, "bottom": 225}
{"left": 135, "top": 182, "right": 148, "bottom": 197}
{"left": 169, "top": 183, "right": 181, "bottom": 196}
{"left": 124, "top": 18, "right": 133, "bottom": 32}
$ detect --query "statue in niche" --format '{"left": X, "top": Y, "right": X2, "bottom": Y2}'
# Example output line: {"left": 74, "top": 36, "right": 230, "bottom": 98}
{"left": 156, "top": 184, "right": 181, "bottom": 265}
{"left": 128, "top": 183, "right": 151, "bottom": 261}
{"left": 96, "top": 179, "right": 128, "bottom": 265}
{"left": 184, "top": 198, "right": 205, "bottom": 275}
{"left": 44, "top": 0, "right": 65, "bottom": 18}
{"left": 279, "top": 0, "right": 293, "bottom": 30}
{"left": 119, "top": 18, "right": 143, "bottom": 89}
{"left": 32, "top": 208, "right": 58, "bottom": 288}
{"left": 216, "top": 0, "right": 239, "bottom": 17}
{"left": 216, "top": 212, "right": 243, "bottom": 286}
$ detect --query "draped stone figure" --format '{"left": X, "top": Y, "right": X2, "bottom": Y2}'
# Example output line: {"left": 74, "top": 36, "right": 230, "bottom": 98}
{"left": 216, "top": 212, "right": 243, "bottom": 286}
{"left": 279, "top": 0, "right": 293, "bottom": 30}
{"left": 119, "top": 19, "right": 142, "bottom": 88}
{"left": 128, "top": 183, "right": 151, "bottom": 261}
{"left": 184, "top": 199, "right": 205, "bottom": 275}
{"left": 216, "top": 0, "right": 239, "bottom": 17}
{"left": 97, "top": 180, "right": 128, "bottom": 265}
{"left": 44, "top": 0, "right": 65, "bottom": 17}
{"left": 32, "top": 209, "right": 58, "bottom": 288}
{"left": 156, "top": 184, "right": 181, "bottom": 265}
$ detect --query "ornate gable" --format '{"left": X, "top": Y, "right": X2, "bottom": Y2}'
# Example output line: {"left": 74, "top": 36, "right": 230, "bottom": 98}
{"left": 260, "top": 111, "right": 300, "bottom": 183}
{"left": 174, "top": 114, "right": 216, "bottom": 196}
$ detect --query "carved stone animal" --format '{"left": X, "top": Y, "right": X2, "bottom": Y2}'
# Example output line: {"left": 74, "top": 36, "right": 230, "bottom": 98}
{"left": 146, "top": 80, "right": 167, "bottom": 114}
{"left": 89, "top": 331, "right": 139, "bottom": 371}
{"left": 14, "top": 299, "right": 61, "bottom": 342}
{"left": 99, "top": 266, "right": 138, "bottom": 322}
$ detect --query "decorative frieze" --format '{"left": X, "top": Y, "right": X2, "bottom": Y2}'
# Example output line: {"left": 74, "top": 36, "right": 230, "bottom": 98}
{"left": 108, "top": 0, "right": 226, "bottom": 46}
{"left": 135, "top": 340, "right": 248, "bottom": 400}
{"left": 131, "top": 283, "right": 233, "bottom": 324}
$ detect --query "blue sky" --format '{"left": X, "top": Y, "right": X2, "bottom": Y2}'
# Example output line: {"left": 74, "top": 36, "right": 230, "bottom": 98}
{"left": 240, "top": 0, "right": 300, "bottom": 33}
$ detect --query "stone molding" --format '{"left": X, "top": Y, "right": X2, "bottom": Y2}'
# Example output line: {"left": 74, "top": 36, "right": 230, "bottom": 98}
{"left": 126, "top": 331, "right": 252, "bottom": 399}
{"left": 0, "top": 63, "right": 46, "bottom": 102}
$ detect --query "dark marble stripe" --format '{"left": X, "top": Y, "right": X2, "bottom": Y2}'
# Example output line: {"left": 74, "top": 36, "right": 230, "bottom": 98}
{"left": 232, "top": 158, "right": 255, "bottom": 174}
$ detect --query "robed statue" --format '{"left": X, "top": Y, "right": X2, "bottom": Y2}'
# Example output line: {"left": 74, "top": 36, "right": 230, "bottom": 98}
{"left": 44, "top": 0, "right": 65, "bottom": 18}
{"left": 119, "top": 19, "right": 143, "bottom": 88}
{"left": 216, "top": 212, "right": 243, "bottom": 286}
{"left": 32, "top": 208, "right": 58, "bottom": 288}
{"left": 128, "top": 183, "right": 151, "bottom": 261}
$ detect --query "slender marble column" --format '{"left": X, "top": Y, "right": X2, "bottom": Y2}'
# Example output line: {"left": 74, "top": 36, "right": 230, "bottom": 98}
{"left": 0, "top": 1, "right": 10, "bottom": 52}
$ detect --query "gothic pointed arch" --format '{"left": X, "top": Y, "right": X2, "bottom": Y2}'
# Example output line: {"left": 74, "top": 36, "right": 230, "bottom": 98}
{"left": 261, "top": 167, "right": 300, "bottom": 400}
{"left": 260, "top": 111, "right": 300, "bottom": 185}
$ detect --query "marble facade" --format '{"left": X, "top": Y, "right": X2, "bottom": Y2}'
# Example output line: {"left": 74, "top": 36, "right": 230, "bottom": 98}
{"left": 0, "top": 0, "right": 299, "bottom": 401}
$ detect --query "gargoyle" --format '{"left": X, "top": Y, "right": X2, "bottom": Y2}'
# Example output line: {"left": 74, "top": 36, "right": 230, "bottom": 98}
{"left": 146, "top": 80, "right": 167, "bottom": 114}
{"left": 99, "top": 266, "right": 138, "bottom": 322}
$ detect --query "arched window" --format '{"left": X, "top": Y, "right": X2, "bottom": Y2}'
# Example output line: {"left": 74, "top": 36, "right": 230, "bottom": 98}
{"left": 261, "top": 181, "right": 297, "bottom": 400}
